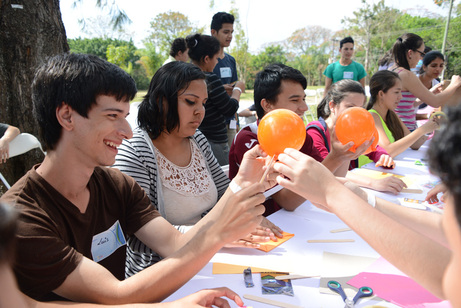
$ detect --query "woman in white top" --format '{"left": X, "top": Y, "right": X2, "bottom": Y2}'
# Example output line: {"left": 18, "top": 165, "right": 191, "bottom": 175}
{"left": 114, "top": 61, "right": 281, "bottom": 277}
{"left": 416, "top": 51, "right": 445, "bottom": 121}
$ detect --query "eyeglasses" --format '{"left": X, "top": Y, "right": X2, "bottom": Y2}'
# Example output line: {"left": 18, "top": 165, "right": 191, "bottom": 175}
{"left": 414, "top": 50, "right": 426, "bottom": 58}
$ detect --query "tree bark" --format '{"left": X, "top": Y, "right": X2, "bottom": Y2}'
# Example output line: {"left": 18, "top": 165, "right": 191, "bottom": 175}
{"left": 0, "top": 0, "right": 68, "bottom": 192}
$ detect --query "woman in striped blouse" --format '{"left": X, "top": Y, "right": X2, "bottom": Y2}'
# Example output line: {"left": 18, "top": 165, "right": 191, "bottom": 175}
{"left": 113, "top": 61, "right": 281, "bottom": 277}
{"left": 387, "top": 33, "right": 461, "bottom": 131}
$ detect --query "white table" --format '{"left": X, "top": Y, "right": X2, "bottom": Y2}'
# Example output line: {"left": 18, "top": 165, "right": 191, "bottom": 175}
{"left": 163, "top": 141, "right": 442, "bottom": 307}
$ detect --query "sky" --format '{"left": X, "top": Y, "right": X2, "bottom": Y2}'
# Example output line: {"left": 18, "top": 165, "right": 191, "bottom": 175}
{"left": 60, "top": 0, "right": 453, "bottom": 53}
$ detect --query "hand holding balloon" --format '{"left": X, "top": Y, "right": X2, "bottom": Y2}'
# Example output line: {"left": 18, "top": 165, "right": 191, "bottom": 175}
{"left": 335, "top": 107, "right": 375, "bottom": 153}
{"left": 257, "top": 109, "right": 306, "bottom": 157}
{"left": 258, "top": 109, "right": 306, "bottom": 182}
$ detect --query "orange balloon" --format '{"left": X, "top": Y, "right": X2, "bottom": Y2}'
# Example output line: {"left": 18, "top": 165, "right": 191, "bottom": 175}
{"left": 363, "top": 128, "right": 379, "bottom": 155}
{"left": 258, "top": 109, "right": 306, "bottom": 157}
{"left": 335, "top": 107, "right": 375, "bottom": 153}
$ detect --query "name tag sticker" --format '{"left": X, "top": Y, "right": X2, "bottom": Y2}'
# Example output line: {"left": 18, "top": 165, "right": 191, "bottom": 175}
{"left": 229, "top": 119, "right": 237, "bottom": 129}
{"left": 343, "top": 71, "right": 354, "bottom": 79}
{"left": 220, "top": 67, "right": 232, "bottom": 78}
{"left": 91, "top": 220, "right": 126, "bottom": 263}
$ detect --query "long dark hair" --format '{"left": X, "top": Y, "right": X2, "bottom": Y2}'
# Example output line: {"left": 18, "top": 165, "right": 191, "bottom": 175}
{"left": 138, "top": 61, "right": 206, "bottom": 139}
{"left": 392, "top": 33, "right": 424, "bottom": 70}
{"left": 317, "top": 79, "right": 365, "bottom": 120}
{"left": 419, "top": 51, "right": 445, "bottom": 75}
{"left": 367, "top": 70, "right": 405, "bottom": 140}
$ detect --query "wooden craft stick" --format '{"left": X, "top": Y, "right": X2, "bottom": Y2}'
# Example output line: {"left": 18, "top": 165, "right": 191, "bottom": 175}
{"left": 307, "top": 239, "right": 355, "bottom": 243}
{"left": 401, "top": 188, "right": 423, "bottom": 194}
{"left": 275, "top": 274, "right": 318, "bottom": 280}
{"left": 259, "top": 155, "right": 275, "bottom": 184}
{"left": 244, "top": 294, "right": 303, "bottom": 308}
{"left": 330, "top": 228, "right": 352, "bottom": 233}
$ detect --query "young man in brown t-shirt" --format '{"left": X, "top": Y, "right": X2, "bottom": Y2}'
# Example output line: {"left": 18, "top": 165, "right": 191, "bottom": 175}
{"left": 1, "top": 53, "right": 273, "bottom": 306}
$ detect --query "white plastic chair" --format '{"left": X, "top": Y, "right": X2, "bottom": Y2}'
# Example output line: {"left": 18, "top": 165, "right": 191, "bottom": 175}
{"left": 0, "top": 133, "right": 45, "bottom": 189}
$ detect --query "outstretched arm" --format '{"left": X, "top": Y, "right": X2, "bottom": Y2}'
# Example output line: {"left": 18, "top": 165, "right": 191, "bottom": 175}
{"left": 274, "top": 148, "right": 450, "bottom": 299}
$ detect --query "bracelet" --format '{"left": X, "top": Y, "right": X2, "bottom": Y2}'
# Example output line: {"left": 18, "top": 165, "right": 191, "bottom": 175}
{"left": 367, "top": 192, "right": 377, "bottom": 208}
{"left": 233, "top": 87, "right": 242, "bottom": 94}
{"left": 229, "top": 179, "right": 242, "bottom": 193}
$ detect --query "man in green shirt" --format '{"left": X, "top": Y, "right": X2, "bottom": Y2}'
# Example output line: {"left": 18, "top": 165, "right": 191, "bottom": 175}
{"left": 323, "top": 36, "right": 366, "bottom": 95}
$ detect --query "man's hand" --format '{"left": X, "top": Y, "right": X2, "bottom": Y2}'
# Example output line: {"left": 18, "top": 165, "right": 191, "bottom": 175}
{"left": 214, "top": 183, "right": 266, "bottom": 245}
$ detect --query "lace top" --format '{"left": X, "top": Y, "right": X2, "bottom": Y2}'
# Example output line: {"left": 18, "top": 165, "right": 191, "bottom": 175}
{"left": 154, "top": 140, "right": 218, "bottom": 225}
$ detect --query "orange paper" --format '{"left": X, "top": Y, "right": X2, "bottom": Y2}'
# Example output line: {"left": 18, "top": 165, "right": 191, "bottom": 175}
{"left": 256, "top": 231, "right": 294, "bottom": 252}
{"left": 212, "top": 263, "right": 275, "bottom": 274}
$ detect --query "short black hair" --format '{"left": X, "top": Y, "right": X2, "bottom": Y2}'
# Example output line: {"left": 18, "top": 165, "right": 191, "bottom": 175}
{"left": 340, "top": 36, "right": 354, "bottom": 49}
{"left": 32, "top": 53, "right": 137, "bottom": 151}
{"left": 254, "top": 64, "right": 307, "bottom": 119}
{"left": 428, "top": 105, "right": 461, "bottom": 226}
{"left": 138, "top": 61, "right": 206, "bottom": 139}
{"left": 211, "top": 12, "right": 234, "bottom": 31}
{"left": 169, "top": 38, "right": 187, "bottom": 58}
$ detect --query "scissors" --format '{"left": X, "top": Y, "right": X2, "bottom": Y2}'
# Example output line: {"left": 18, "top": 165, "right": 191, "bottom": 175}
{"left": 328, "top": 280, "right": 373, "bottom": 307}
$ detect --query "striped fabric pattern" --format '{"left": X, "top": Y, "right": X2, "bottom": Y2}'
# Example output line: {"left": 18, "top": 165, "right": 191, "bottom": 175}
{"left": 112, "top": 127, "right": 230, "bottom": 277}
{"left": 395, "top": 90, "right": 417, "bottom": 131}
{"left": 198, "top": 72, "right": 239, "bottom": 143}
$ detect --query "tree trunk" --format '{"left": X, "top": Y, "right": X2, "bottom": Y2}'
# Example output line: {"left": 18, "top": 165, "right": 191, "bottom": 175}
{"left": 0, "top": 0, "right": 69, "bottom": 193}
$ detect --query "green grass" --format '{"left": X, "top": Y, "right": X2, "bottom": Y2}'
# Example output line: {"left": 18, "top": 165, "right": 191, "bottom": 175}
{"left": 240, "top": 89, "right": 253, "bottom": 101}
{"left": 133, "top": 90, "right": 147, "bottom": 103}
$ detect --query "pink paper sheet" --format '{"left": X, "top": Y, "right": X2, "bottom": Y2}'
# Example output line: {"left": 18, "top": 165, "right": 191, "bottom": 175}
{"left": 348, "top": 257, "right": 450, "bottom": 308}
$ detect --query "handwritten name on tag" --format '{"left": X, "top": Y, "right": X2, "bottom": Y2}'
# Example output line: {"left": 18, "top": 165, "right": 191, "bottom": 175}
{"left": 91, "top": 220, "right": 126, "bottom": 262}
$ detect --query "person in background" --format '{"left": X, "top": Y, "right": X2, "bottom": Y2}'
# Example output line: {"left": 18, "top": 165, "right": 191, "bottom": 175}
{"left": 229, "top": 63, "right": 372, "bottom": 215}
{"left": 416, "top": 51, "right": 445, "bottom": 121}
{"left": 238, "top": 103, "right": 257, "bottom": 126}
{"left": 308, "top": 79, "right": 405, "bottom": 194}
{"left": 323, "top": 36, "right": 366, "bottom": 95}
{"left": 388, "top": 33, "right": 461, "bottom": 131}
{"left": 366, "top": 70, "right": 438, "bottom": 158}
{"left": 0, "top": 123, "right": 20, "bottom": 163}
{"left": 378, "top": 49, "right": 394, "bottom": 71}
{"left": 211, "top": 11, "right": 241, "bottom": 148}
{"left": 162, "top": 37, "right": 189, "bottom": 66}
{"left": 0, "top": 202, "right": 251, "bottom": 308}
{"left": 0, "top": 52, "right": 268, "bottom": 304}
{"left": 113, "top": 61, "right": 280, "bottom": 277}
{"left": 187, "top": 33, "right": 244, "bottom": 165}
{"left": 273, "top": 103, "right": 461, "bottom": 306}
